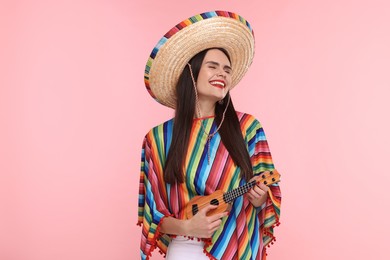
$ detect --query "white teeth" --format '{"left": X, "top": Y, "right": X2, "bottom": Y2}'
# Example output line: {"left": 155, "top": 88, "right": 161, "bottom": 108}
{"left": 210, "top": 81, "right": 225, "bottom": 87}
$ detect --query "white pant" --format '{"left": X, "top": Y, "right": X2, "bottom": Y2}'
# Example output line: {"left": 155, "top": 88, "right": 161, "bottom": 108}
{"left": 166, "top": 236, "right": 210, "bottom": 260}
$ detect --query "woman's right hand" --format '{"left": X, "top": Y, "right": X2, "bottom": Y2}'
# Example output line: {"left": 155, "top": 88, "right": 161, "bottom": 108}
{"left": 185, "top": 204, "right": 229, "bottom": 238}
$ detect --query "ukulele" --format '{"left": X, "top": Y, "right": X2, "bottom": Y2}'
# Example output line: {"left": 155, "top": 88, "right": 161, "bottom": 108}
{"left": 183, "top": 170, "right": 281, "bottom": 219}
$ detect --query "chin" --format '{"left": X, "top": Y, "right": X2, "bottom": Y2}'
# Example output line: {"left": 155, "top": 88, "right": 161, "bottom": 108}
{"left": 216, "top": 94, "right": 227, "bottom": 101}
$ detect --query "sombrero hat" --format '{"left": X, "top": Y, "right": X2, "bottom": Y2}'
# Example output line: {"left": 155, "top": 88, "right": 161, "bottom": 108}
{"left": 144, "top": 10, "right": 255, "bottom": 109}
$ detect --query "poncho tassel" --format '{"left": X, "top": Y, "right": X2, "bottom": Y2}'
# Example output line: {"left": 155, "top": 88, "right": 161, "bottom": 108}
{"left": 139, "top": 215, "right": 171, "bottom": 260}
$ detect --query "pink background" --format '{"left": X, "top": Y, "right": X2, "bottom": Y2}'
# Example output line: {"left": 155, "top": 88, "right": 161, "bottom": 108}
{"left": 1, "top": 0, "right": 390, "bottom": 259}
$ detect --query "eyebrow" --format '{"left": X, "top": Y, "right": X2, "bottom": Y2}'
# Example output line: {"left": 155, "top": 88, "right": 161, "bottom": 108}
{"left": 205, "top": 61, "right": 232, "bottom": 71}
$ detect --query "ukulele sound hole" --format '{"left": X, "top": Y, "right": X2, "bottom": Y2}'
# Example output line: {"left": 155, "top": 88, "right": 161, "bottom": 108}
{"left": 210, "top": 199, "right": 219, "bottom": 206}
{"left": 192, "top": 204, "right": 199, "bottom": 216}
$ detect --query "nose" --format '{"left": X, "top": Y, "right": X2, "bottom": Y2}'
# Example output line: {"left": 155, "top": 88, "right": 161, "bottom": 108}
{"left": 217, "top": 69, "right": 227, "bottom": 78}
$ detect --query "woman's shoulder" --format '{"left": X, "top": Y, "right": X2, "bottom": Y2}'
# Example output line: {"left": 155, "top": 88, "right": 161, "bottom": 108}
{"left": 236, "top": 111, "right": 263, "bottom": 129}
{"left": 144, "top": 117, "right": 175, "bottom": 139}
{"left": 235, "top": 111, "right": 268, "bottom": 143}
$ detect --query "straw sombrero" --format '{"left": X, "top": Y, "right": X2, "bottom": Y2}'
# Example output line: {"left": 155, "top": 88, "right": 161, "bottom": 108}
{"left": 144, "top": 10, "right": 255, "bottom": 109}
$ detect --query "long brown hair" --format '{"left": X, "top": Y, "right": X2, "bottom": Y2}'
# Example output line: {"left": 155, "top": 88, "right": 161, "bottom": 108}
{"left": 163, "top": 48, "right": 253, "bottom": 184}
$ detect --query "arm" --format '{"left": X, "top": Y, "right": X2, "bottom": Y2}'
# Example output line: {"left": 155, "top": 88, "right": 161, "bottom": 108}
{"left": 246, "top": 118, "right": 281, "bottom": 247}
{"left": 160, "top": 204, "right": 229, "bottom": 238}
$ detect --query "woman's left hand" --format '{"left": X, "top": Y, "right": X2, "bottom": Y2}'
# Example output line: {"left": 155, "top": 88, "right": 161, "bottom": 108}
{"left": 247, "top": 176, "right": 269, "bottom": 207}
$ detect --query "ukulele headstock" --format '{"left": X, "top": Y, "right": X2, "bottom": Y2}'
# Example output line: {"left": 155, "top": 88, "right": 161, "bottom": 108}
{"left": 257, "top": 169, "right": 281, "bottom": 186}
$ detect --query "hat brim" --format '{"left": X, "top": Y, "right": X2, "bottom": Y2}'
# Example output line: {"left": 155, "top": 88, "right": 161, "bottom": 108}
{"left": 144, "top": 11, "right": 255, "bottom": 109}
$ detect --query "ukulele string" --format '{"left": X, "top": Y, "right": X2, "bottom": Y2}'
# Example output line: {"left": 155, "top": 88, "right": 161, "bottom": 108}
{"left": 191, "top": 181, "right": 258, "bottom": 210}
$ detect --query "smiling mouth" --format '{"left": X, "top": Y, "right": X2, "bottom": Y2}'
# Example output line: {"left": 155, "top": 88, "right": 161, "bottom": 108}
{"left": 209, "top": 80, "right": 225, "bottom": 89}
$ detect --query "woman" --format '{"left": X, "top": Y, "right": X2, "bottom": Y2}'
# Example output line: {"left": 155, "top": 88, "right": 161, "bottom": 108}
{"left": 138, "top": 11, "right": 281, "bottom": 260}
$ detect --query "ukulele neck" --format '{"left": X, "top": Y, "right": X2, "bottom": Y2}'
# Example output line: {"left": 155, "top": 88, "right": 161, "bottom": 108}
{"left": 223, "top": 180, "right": 256, "bottom": 204}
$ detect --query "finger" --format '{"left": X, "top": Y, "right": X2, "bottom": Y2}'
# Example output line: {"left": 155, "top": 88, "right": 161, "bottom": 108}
{"left": 252, "top": 186, "right": 266, "bottom": 196}
{"left": 209, "top": 219, "right": 223, "bottom": 234}
{"left": 200, "top": 204, "right": 218, "bottom": 215}
{"left": 249, "top": 188, "right": 262, "bottom": 198}
{"left": 247, "top": 192, "right": 254, "bottom": 200}
{"left": 204, "top": 225, "right": 220, "bottom": 238}
{"left": 210, "top": 224, "right": 221, "bottom": 234}
{"left": 209, "top": 219, "right": 222, "bottom": 229}
{"left": 208, "top": 211, "right": 228, "bottom": 222}
{"left": 258, "top": 182, "right": 270, "bottom": 192}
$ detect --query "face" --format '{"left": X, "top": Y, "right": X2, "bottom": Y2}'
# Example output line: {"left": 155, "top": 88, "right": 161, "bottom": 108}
{"left": 196, "top": 49, "right": 232, "bottom": 104}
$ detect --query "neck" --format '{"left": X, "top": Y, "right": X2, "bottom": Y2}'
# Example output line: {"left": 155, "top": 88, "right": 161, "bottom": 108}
{"left": 195, "top": 98, "right": 216, "bottom": 118}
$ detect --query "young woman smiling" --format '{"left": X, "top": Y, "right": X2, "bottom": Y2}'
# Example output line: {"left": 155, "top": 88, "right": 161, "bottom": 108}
{"left": 138, "top": 11, "right": 282, "bottom": 260}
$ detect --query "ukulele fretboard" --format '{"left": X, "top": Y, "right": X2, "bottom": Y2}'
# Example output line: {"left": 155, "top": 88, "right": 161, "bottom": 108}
{"left": 223, "top": 181, "right": 256, "bottom": 203}
{"left": 222, "top": 171, "right": 278, "bottom": 204}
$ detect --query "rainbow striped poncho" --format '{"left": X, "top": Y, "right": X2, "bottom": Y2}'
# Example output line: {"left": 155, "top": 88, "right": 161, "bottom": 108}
{"left": 137, "top": 112, "right": 281, "bottom": 260}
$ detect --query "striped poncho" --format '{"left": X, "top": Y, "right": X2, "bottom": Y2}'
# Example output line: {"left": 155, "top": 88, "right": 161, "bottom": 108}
{"left": 137, "top": 112, "right": 281, "bottom": 260}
